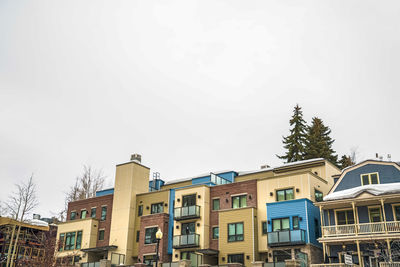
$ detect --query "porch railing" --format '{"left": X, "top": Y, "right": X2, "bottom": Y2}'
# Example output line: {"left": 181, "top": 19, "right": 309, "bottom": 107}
{"left": 379, "top": 262, "right": 400, "bottom": 267}
{"left": 311, "top": 264, "right": 358, "bottom": 267}
{"left": 322, "top": 221, "right": 400, "bottom": 238}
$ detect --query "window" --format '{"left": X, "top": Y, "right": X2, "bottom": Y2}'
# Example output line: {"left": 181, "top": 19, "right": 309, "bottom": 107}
{"left": 91, "top": 208, "right": 96, "bottom": 218}
{"left": 151, "top": 203, "right": 163, "bottom": 214}
{"left": 336, "top": 210, "right": 354, "bottom": 225}
{"left": 80, "top": 210, "right": 87, "bottom": 219}
{"left": 101, "top": 206, "right": 107, "bottom": 221}
{"left": 98, "top": 230, "right": 105, "bottom": 241}
{"left": 59, "top": 233, "right": 65, "bottom": 251}
{"left": 232, "top": 195, "right": 247, "bottom": 209}
{"left": 361, "top": 172, "right": 379, "bottom": 185}
{"left": 276, "top": 188, "right": 294, "bottom": 201}
{"left": 136, "top": 231, "right": 140, "bottom": 242}
{"left": 228, "top": 254, "right": 244, "bottom": 264}
{"left": 63, "top": 231, "right": 81, "bottom": 251}
{"left": 182, "top": 194, "right": 196, "bottom": 207}
{"left": 143, "top": 255, "right": 155, "bottom": 267}
{"left": 76, "top": 231, "right": 82, "bottom": 249}
{"left": 315, "top": 189, "right": 323, "bottom": 202}
{"left": 212, "top": 227, "right": 219, "bottom": 239}
{"left": 138, "top": 205, "right": 143, "bottom": 216}
{"left": 212, "top": 199, "right": 220, "bottom": 211}
{"left": 272, "top": 218, "right": 290, "bottom": 231}
{"left": 394, "top": 205, "right": 400, "bottom": 221}
{"left": 181, "top": 222, "right": 195, "bottom": 235}
{"left": 314, "top": 218, "right": 320, "bottom": 239}
{"left": 293, "top": 216, "right": 300, "bottom": 230}
{"left": 262, "top": 221, "right": 268, "bottom": 235}
{"left": 70, "top": 211, "right": 76, "bottom": 220}
{"left": 228, "top": 222, "right": 244, "bottom": 242}
{"left": 369, "top": 207, "right": 382, "bottom": 222}
{"left": 145, "top": 227, "right": 158, "bottom": 244}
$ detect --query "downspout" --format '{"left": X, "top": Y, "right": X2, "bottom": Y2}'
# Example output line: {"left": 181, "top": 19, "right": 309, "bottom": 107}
{"left": 252, "top": 208, "right": 255, "bottom": 262}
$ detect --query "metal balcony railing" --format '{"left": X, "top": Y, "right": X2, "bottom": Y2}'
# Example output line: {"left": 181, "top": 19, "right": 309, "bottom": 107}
{"left": 172, "top": 234, "right": 200, "bottom": 249}
{"left": 174, "top": 206, "right": 200, "bottom": 221}
{"left": 267, "top": 229, "right": 306, "bottom": 247}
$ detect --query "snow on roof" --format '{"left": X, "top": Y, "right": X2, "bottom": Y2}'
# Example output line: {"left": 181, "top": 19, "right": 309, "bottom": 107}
{"left": 238, "top": 158, "right": 325, "bottom": 176}
{"left": 323, "top": 183, "right": 400, "bottom": 201}
{"left": 27, "top": 219, "right": 49, "bottom": 227}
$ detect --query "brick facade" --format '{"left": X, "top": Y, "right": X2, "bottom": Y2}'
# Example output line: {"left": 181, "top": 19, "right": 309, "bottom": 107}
{"left": 209, "top": 180, "right": 257, "bottom": 250}
{"left": 138, "top": 213, "right": 171, "bottom": 264}
{"left": 67, "top": 194, "right": 113, "bottom": 247}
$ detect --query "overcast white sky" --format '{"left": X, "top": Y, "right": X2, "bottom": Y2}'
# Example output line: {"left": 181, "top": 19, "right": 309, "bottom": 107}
{"left": 1, "top": 0, "right": 399, "bottom": 218}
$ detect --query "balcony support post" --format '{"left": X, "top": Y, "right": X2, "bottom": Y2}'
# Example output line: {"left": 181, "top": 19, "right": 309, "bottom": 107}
{"left": 387, "top": 239, "right": 392, "bottom": 262}
{"left": 319, "top": 206, "right": 324, "bottom": 237}
{"left": 322, "top": 242, "right": 326, "bottom": 263}
{"left": 356, "top": 240, "right": 362, "bottom": 267}
{"left": 381, "top": 199, "right": 388, "bottom": 234}
{"left": 352, "top": 202, "right": 358, "bottom": 235}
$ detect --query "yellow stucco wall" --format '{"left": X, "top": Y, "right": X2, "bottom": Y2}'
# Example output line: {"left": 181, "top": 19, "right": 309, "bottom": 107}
{"left": 172, "top": 185, "right": 210, "bottom": 261}
{"left": 218, "top": 207, "right": 257, "bottom": 267}
{"left": 108, "top": 161, "right": 150, "bottom": 265}
{"left": 132, "top": 190, "right": 170, "bottom": 257}
{"left": 56, "top": 218, "right": 98, "bottom": 262}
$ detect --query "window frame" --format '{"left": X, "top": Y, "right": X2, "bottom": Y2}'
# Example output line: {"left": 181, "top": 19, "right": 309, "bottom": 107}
{"left": 335, "top": 209, "right": 355, "bottom": 225}
{"left": 212, "top": 226, "right": 219, "bottom": 239}
{"left": 368, "top": 206, "right": 383, "bottom": 223}
{"left": 136, "top": 230, "right": 140, "bottom": 242}
{"left": 98, "top": 229, "right": 105, "bottom": 241}
{"left": 61, "top": 230, "right": 82, "bottom": 251}
{"left": 101, "top": 206, "right": 107, "bottom": 221}
{"left": 360, "top": 172, "right": 380, "bottom": 186}
{"left": 70, "top": 211, "right": 76, "bottom": 220}
{"left": 212, "top": 198, "right": 220, "bottom": 211}
{"left": 293, "top": 216, "right": 300, "bottom": 230}
{"left": 276, "top": 188, "right": 294, "bottom": 202}
{"left": 314, "top": 189, "right": 323, "bottom": 202}
{"left": 138, "top": 205, "right": 143, "bottom": 216}
{"left": 231, "top": 195, "right": 247, "bottom": 209}
{"left": 91, "top": 207, "right": 96, "bottom": 218}
{"left": 151, "top": 202, "right": 164, "bottom": 214}
{"left": 228, "top": 254, "right": 244, "bottom": 264}
{"left": 392, "top": 204, "right": 400, "bottom": 221}
{"left": 80, "top": 209, "right": 87, "bottom": 219}
{"left": 262, "top": 221, "right": 268, "bottom": 235}
{"left": 272, "top": 217, "right": 290, "bottom": 231}
{"left": 144, "top": 226, "right": 159, "bottom": 244}
{"left": 228, "top": 222, "right": 244, "bottom": 242}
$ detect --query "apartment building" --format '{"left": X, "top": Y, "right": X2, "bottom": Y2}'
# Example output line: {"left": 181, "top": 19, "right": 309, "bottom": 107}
{"left": 316, "top": 160, "right": 400, "bottom": 267}
{"left": 56, "top": 155, "right": 340, "bottom": 266}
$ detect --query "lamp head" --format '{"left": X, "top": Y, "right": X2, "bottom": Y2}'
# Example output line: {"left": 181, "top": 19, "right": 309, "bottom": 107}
{"left": 156, "top": 228, "right": 163, "bottom": 240}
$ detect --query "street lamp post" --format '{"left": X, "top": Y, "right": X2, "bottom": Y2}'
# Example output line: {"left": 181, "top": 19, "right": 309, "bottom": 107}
{"left": 155, "top": 229, "right": 163, "bottom": 267}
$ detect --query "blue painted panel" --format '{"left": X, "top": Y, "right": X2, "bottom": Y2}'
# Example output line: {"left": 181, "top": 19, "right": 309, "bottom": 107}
{"left": 266, "top": 198, "right": 322, "bottom": 246}
{"left": 168, "top": 189, "right": 175, "bottom": 254}
{"left": 192, "top": 175, "right": 212, "bottom": 185}
{"left": 149, "top": 179, "right": 165, "bottom": 191}
{"left": 334, "top": 164, "right": 400, "bottom": 192}
{"left": 329, "top": 210, "right": 335, "bottom": 225}
{"left": 95, "top": 188, "right": 114, "bottom": 197}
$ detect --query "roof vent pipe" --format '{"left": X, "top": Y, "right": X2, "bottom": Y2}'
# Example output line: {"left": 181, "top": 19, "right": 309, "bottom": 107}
{"left": 131, "top": 154, "right": 142, "bottom": 163}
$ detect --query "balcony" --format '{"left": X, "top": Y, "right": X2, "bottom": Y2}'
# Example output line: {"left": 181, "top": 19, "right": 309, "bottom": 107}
{"left": 173, "top": 234, "right": 200, "bottom": 249}
{"left": 174, "top": 206, "right": 200, "bottom": 221}
{"left": 267, "top": 229, "right": 306, "bottom": 247}
{"left": 322, "top": 221, "right": 400, "bottom": 238}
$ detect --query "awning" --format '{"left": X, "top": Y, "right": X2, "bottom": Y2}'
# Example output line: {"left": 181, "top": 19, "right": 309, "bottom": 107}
{"left": 196, "top": 249, "right": 219, "bottom": 255}
{"left": 81, "top": 245, "right": 117, "bottom": 253}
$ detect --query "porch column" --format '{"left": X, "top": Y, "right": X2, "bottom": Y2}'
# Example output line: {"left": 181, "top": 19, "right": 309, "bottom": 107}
{"left": 356, "top": 241, "right": 362, "bottom": 266}
{"left": 322, "top": 242, "right": 326, "bottom": 263}
{"left": 387, "top": 239, "right": 392, "bottom": 262}
{"left": 319, "top": 206, "right": 325, "bottom": 237}
{"left": 381, "top": 199, "right": 388, "bottom": 233}
{"left": 352, "top": 202, "right": 358, "bottom": 235}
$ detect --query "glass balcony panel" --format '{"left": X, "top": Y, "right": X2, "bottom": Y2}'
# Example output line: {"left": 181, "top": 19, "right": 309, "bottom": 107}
{"left": 279, "top": 231, "right": 290, "bottom": 243}
{"left": 267, "top": 232, "right": 278, "bottom": 244}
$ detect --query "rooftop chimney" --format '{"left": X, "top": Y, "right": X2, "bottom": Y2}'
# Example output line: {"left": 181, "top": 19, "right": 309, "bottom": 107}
{"left": 261, "top": 164, "right": 270, "bottom": 169}
{"left": 131, "top": 154, "right": 142, "bottom": 163}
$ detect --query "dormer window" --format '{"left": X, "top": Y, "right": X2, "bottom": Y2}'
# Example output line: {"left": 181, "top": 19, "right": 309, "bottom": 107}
{"left": 361, "top": 172, "right": 379, "bottom": 186}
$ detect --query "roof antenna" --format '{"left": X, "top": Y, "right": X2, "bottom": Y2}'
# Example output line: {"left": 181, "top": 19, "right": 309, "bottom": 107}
{"left": 388, "top": 154, "right": 392, "bottom": 161}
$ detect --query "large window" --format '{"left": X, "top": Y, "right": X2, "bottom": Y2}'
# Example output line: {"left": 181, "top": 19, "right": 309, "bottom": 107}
{"left": 136, "top": 231, "right": 140, "bottom": 242}
{"left": 228, "top": 254, "right": 244, "bottom": 264}
{"left": 262, "top": 221, "right": 268, "bottom": 235}
{"left": 61, "top": 231, "right": 82, "bottom": 251}
{"left": 212, "top": 227, "right": 219, "bottom": 239}
{"left": 315, "top": 189, "right": 323, "bottom": 202}
{"left": 336, "top": 210, "right": 354, "bottom": 225}
{"left": 228, "top": 222, "right": 244, "bottom": 242}
{"left": 272, "top": 218, "right": 290, "bottom": 231}
{"left": 212, "top": 199, "right": 220, "bottom": 211}
{"left": 138, "top": 205, "right": 143, "bottom": 216}
{"left": 181, "top": 222, "right": 195, "bottom": 235}
{"left": 101, "top": 206, "right": 107, "bottom": 221}
{"left": 394, "top": 205, "right": 400, "bottom": 221}
{"left": 276, "top": 188, "right": 294, "bottom": 201}
{"left": 70, "top": 211, "right": 76, "bottom": 220}
{"left": 369, "top": 207, "right": 382, "bottom": 222}
{"left": 151, "top": 202, "right": 163, "bottom": 214}
{"left": 59, "top": 233, "right": 65, "bottom": 251}
{"left": 91, "top": 207, "right": 96, "bottom": 218}
{"left": 232, "top": 195, "right": 247, "bottom": 209}
{"left": 293, "top": 216, "right": 300, "bottom": 230}
{"left": 182, "top": 194, "right": 196, "bottom": 207}
{"left": 361, "top": 172, "right": 379, "bottom": 186}
{"left": 145, "top": 227, "right": 158, "bottom": 244}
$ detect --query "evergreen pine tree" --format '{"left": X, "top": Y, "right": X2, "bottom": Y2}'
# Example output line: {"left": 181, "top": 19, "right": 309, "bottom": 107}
{"left": 338, "top": 155, "right": 355, "bottom": 169}
{"left": 304, "top": 117, "right": 338, "bottom": 165}
{"left": 277, "top": 104, "right": 307, "bottom": 163}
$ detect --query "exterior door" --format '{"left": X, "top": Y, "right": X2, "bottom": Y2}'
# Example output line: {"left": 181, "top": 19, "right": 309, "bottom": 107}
{"left": 182, "top": 195, "right": 196, "bottom": 207}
